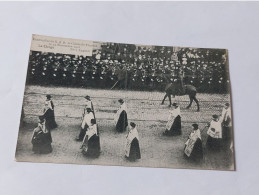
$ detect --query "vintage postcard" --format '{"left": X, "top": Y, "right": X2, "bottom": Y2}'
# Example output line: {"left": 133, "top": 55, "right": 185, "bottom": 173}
{"left": 15, "top": 34, "right": 235, "bottom": 170}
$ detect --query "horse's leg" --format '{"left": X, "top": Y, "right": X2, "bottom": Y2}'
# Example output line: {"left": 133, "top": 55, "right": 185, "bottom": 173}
{"left": 118, "top": 80, "right": 123, "bottom": 89}
{"left": 168, "top": 94, "right": 172, "bottom": 107}
{"left": 161, "top": 94, "right": 168, "bottom": 105}
{"left": 193, "top": 96, "right": 200, "bottom": 112}
{"left": 172, "top": 94, "right": 175, "bottom": 103}
{"left": 186, "top": 95, "right": 193, "bottom": 109}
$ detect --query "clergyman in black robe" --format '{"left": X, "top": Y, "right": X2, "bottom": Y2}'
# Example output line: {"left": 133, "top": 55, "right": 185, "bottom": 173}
{"left": 76, "top": 108, "right": 94, "bottom": 141}
{"left": 125, "top": 122, "right": 141, "bottom": 162}
{"left": 82, "top": 95, "right": 95, "bottom": 119}
{"left": 221, "top": 103, "right": 232, "bottom": 149}
{"left": 163, "top": 103, "right": 182, "bottom": 136}
{"left": 31, "top": 116, "right": 52, "bottom": 154}
{"left": 206, "top": 114, "right": 222, "bottom": 152}
{"left": 81, "top": 119, "right": 100, "bottom": 158}
{"left": 184, "top": 124, "right": 203, "bottom": 162}
{"left": 43, "top": 95, "right": 57, "bottom": 130}
{"left": 114, "top": 99, "right": 128, "bottom": 132}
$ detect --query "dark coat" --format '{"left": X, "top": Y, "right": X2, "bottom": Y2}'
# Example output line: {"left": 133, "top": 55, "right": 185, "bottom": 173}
{"left": 31, "top": 130, "right": 52, "bottom": 154}
{"left": 128, "top": 138, "right": 141, "bottom": 161}
{"left": 116, "top": 110, "right": 128, "bottom": 132}
{"left": 42, "top": 109, "right": 57, "bottom": 130}
{"left": 164, "top": 115, "right": 182, "bottom": 136}
{"left": 82, "top": 134, "right": 101, "bottom": 158}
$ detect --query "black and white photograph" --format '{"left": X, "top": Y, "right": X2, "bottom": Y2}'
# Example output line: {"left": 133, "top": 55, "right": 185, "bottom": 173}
{"left": 3, "top": 1, "right": 259, "bottom": 194}
{"left": 15, "top": 34, "right": 235, "bottom": 171}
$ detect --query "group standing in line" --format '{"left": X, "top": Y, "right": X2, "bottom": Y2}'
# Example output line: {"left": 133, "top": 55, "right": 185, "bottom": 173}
{"left": 30, "top": 94, "right": 232, "bottom": 163}
{"left": 31, "top": 95, "right": 57, "bottom": 154}
{"left": 161, "top": 101, "right": 232, "bottom": 162}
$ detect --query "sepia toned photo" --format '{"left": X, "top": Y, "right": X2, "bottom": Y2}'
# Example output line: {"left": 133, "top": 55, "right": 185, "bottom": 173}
{"left": 15, "top": 34, "right": 235, "bottom": 170}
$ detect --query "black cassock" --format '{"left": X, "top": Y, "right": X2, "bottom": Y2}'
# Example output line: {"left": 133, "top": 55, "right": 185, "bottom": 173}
{"left": 221, "top": 109, "right": 232, "bottom": 144}
{"left": 222, "top": 119, "right": 232, "bottom": 149}
{"left": 42, "top": 108, "right": 57, "bottom": 130}
{"left": 82, "top": 134, "right": 101, "bottom": 158}
{"left": 127, "top": 138, "right": 141, "bottom": 161}
{"left": 184, "top": 138, "right": 203, "bottom": 162}
{"left": 116, "top": 110, "right": 128, "bottom": 132}
{"left": 31, "top": 130, "right": 52, "bottom": 154}
{"left": 164, "top": 115, "right": 182, "bottom": 136}
{"left": 206, "top": 136, "right": 221, "bottom": 151}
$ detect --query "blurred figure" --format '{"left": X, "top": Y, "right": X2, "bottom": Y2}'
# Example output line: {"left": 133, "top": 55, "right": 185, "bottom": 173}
{"left": 125, "top": 122, "right": 141, "bottom": 161}
{"left": 81, "top": 119, "right": 100, "bottom": 158}
{"left": 111, "top": 66, "right": 128, "bottom": 89}
{"left": 230, "top": 141, "right": 234, "bottom": 153}
{"left": 20, "top": 107, "right": 25, "bottom": 127}
{"left": 221, "top": 102, "right": 232, "bottom": 148}
{"left": 163, "top": 103, "right": 182, "bottom": 136}
{"left": 184, "top": 124, "right": 203, "bottom": 162}
{"left": 42, "top": 95, "right": 57, "bottom": 130}
{"left": 31, "top": 116, "right": 52, "bottom": 154}
{"left": 82, "top": 95, "right": 95, "bottom": 119}
{"left": 206, "top": 114, "right": 222, "bottom": 151}
{"left": 114, "top": 99, "right": 128, "bottom": 132}
{"left": 76, "top": 108, "right": 94, "bottom": 141}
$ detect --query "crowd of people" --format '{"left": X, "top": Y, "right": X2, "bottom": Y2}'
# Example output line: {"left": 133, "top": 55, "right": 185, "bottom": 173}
{"left": 30, "top": 94, "right": 232, "bottom": 163}
{"left": 162, "top": 101, "right": 233, "bottom": 162}
{"left": 30, "top": 95, "right": 140, "bottom": 161}
{"left": 27, "top": 43, "right": 230, "bottom": 93}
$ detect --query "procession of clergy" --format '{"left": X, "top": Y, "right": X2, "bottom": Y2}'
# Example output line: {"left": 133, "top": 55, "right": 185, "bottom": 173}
{"left": 31, "top": 95, "right": 232, "bottom": 162}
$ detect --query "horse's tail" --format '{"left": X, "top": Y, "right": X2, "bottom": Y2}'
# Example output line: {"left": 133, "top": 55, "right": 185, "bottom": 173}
{"left": 165, "top": 83, "right": 173, "bottom": 92}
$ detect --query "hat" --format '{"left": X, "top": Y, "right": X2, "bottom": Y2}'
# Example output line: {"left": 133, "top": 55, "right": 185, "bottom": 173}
{"left": 118, "top": 99, "right": 124, "bottom": 103}
{"left": 46, "top": 95, "right": 51, "bottom": 99}
{"left": 172, "top": 103, "right": 178, "bottom": 107}
{"left": 84, "top": 95, "right": 91, "bottom": 100}
{"left": 86, "top": 108, "right": 92, "bottom": 112}
{"left": 130, "top": 122, "right": 136, "bottom": 128}
{"left": 225, "top": 103, "right": 230, "bottom": 107}
{"left": 39, "top": 115, "right": 45, "bottom": 122}
{"left": 91, "top": 119, "right": 96, "bottom": 124}
{"left": 212, "top": 114, "right": 218, "bottom": 119}
{"left": 192, "top": 123, "right": 199, "bottom": 129}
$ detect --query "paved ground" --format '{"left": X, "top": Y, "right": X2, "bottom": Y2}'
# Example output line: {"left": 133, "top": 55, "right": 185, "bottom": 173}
{"left": 15, "top": 85, "right": 234, "bottom": 170}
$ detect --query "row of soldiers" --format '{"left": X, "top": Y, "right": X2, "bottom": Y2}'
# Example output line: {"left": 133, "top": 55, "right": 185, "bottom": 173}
{"left": 27, "top": 46, "right": 229, "bottom": 93}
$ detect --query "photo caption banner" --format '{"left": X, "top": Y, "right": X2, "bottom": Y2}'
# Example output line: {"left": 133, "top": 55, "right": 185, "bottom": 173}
{"left": 30, "top": 34, "right": 94, "bottom": 56}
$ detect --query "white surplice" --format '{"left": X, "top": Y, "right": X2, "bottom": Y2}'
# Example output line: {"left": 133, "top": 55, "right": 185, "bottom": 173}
{"left": 125, "top": 127, "right": 139, "bottom": 157}
{"left": 184, "top": 129, "right": 201, "bottom": 157}
{"left": 81, "top": 112, "right": 94, "bottom": 129}
{"left": 84, "top": 124, "right": 97, "bottom": 141}
{"left": 82, "top": 100, "right": 94, "bottom": 120}
{"left": 221, "top": 107, "right": 232, "bottom": 127}
{"left": 207, "top": 120, "right": 222, "bottom": 139}
{"left": 165, "top": 106, "right": 181, "bottom": 130}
